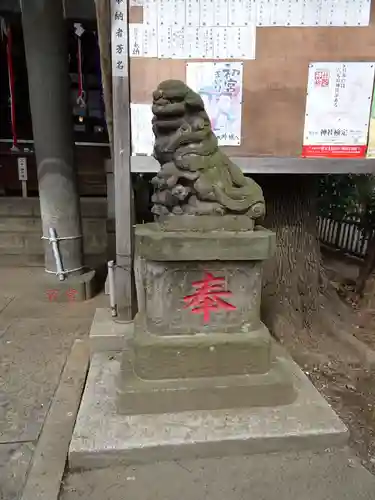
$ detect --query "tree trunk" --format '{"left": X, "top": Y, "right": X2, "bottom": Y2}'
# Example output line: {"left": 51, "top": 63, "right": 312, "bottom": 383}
{"left": 257, "top": 175, "right": 332, "bottom": 344}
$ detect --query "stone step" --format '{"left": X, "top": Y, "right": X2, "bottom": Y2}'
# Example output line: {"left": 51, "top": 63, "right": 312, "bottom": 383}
{"left": 0, "top": 253, "right": 107, "bottom": 268}
{"left": 0, "top": 198, "right": 109, "bottom": 266}
{"left": 0, "top": 216, "right": 41, "bottom": 233}
{"left": 0, "top": 216, "right": 107, "bottom": 235}
{"left": 0, "top": 232, "right": 43, "bottom": 254}
{"left": 68, "top": 348, "right": 348, "bottom": 470}
{"left": 0, "top": 197, "right": 107, "bottom": 218}
{"left": 0, "top": 253, "right": 44, "bottom": 267}
{"left": 0, "top": 229, "right": 107, "bottom": 255}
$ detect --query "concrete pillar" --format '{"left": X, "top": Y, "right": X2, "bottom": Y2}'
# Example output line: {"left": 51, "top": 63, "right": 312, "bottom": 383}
{"left": 21, "top": 0, "right": 83, "bottom": 276}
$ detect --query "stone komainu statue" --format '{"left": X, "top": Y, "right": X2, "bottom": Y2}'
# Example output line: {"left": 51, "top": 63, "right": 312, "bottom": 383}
{"left": 151, "top": 80, "right": 265, "bottom": 221}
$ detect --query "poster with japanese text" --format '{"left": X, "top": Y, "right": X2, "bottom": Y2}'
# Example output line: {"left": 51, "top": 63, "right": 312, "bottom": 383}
{"left": 186, "top": 62, "right": 243, "bottom": 146}
{"left": 302, "top": 62, "right": 375, "bottom": 158}
{"left": 129, "top": 0, "right": 371, "bottom": 61}
{"left": 131, "top": 104, "right": 154, "bottom": 155}
{"left": 366, "top": 85, "right": 375, "bottom": 158}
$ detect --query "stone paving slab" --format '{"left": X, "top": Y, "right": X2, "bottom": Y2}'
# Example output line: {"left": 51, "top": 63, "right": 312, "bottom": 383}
{"left": 61, "top": 448, "right": 375, "bottom": 500}
{"left": 0, "top": 318, "right": 92, "bottom": 443}
{"left": 0, "top": 442, "right": 34, "bottom": 500}
{"left": 0, "top": 296, "right": 107, "bottom": 319}
{"left": 0, "top": 295, "right": 14, "bottom": 315}
{"left": 21, "top": 340, "right": 89, "bottom": 500}
{"left": 69, "top": 349, "right": 348, "bottom": 470}
{"left": 89, "top": 308, "right": 133, "bottom": 355}
{"left": 0, "top": 268, "right": 47, "bottom": 295}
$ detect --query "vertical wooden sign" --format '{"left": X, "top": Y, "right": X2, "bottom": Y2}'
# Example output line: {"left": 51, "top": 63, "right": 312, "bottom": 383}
{"left": 111, "top": 0, "right": 135, "bottom": 320}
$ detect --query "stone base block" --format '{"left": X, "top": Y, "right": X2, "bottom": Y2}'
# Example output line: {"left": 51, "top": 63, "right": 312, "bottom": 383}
{"left": 40, "top": 268, "right": 96, "bottom": 302}
{"left": 117, "top": 349, "right": 294, "bottom": 415}
{"left": 68, "top": 349, "right": 348, "bottom": 471}
{"left": 131, "top": 319, "right": 271, "bottom": 380}
{"left": 89, "top": 308, "right": 134, "bottom": 356}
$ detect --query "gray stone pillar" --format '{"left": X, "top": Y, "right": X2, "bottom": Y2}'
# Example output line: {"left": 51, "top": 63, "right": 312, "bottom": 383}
{"left": 21, "top": 0, "right": 83, "bottom": 276}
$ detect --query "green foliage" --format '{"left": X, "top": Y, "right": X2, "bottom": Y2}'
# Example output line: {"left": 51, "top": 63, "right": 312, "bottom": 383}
{"left": 318, "top": 174, "right": 375, "bottom": 229}
{"left": 318, "top": 174, "right": 358, "bottom": 219}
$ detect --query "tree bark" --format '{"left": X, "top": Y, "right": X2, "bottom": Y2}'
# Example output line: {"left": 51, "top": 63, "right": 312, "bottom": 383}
{"left": 257, "top": 175, "right": 330, "bottom": 343}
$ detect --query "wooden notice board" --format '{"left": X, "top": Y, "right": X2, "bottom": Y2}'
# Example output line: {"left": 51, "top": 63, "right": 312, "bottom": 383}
{"left": 128, "top": 2, "right": 375, "bottom": 159}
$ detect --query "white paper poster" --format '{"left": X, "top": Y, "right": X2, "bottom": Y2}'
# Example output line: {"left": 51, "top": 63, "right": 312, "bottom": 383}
{"left": 199, "top": 0, "right": 215, "bottom": 27}
{"left": 366, "top": 84, "right": 375, "bottom": 158}
{"left": 214, "top": 0, "right": 228, "bottom": 26}
{"left": 184, "top": 27, "right": 201, "bottom": 58}
{"left": 257, "top": 0, "right": 273, "bottom": 26}
{"left": 302, "top": 62, "right": 375, "bottom": 158}
{"left": 185, "top": 0, "right": 200, "bottom": 26}
{"left": 227, "top": 26, "right": 256, "bottom": 60}
{"left": 129, "top": 24, "right": 144, "bottom": 57}
{"left": 199, "top": 27, "right": 214, "bottom": 58}
{"left": 158, "top": 25, "right": 173, "bottom": 57}
{"left": 186, "top": 62, "right": 243, "bottom": 146}
{"left": 143, "top": 0, "right": 158, "bottom": 27}
{"left": 125, "top": 0, "right": 373, "bottom": 62}
{"left": 131, "top": 104, "right": 154, "bottom": 155}
{"left": 143, "top": 25, "right": 158, "bottom": 57}
{"left": 213, "top": 27, "right": 230, "bottom": 59}
{"left": 123, "top": 0, "right": 372, "bottom": 62}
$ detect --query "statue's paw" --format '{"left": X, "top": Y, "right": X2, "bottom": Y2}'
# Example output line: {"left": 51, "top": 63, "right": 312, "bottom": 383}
{"left": 152, "top": 102, "right": 185, "bottom": 117}
{"left": 151, "top": 190, "right": 177, "bottom": 207}
{"left": 151, "top": 176, "right": 167, "bottom": 188}
{"left": 186, "top": 196, "right": 225, "bottom": 215}
{"left": 180, "top": 170, "right": 199, "bottom": 181}
{"left": 248, "top": 202, "right": 265, "bottom": 219}
{"left": 171, "top": 184, "right": 191, "bottom": 201}
{"left": 151, "top": 204, "right": 171, "bottom": 217}
{"left": 172, "top": 205, "right": 184, "bottom": 215}
{"left": 152, "top": 174, "right": 179, "bottom": 189}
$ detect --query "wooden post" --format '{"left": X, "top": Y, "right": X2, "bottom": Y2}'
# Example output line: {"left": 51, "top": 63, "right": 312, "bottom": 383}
{"left": 110, "top": 0, "right": 135, "bottom": 320}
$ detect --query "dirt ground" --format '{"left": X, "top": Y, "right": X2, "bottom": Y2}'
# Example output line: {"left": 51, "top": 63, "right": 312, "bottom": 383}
{"left": 287, "top": 251, "right": 375, "bottom": 475}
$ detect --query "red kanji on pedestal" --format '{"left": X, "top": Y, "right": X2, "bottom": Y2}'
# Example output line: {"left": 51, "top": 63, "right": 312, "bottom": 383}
{"left": 46, "top": 289, "right": 59, "bottom": 302}
{"left": 183, "top": 271, "right": 236, "bottom": 324}
{"left": 66, "top": 288, "right": 78, "bottom": 302}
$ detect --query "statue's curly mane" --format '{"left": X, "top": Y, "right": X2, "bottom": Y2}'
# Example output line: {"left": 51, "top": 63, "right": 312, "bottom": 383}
{"left": 151, "top": 80, "right": 265, "bottom": 220}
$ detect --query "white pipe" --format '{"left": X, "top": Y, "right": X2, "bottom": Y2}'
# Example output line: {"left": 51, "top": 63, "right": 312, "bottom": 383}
{"left": 108, "top": 260, "right": 117, "bottom": 317}
{"left": 49, "top": 227, "right": 65, "bottom": 281}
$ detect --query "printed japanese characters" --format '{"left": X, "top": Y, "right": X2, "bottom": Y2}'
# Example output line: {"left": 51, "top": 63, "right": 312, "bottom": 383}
{"left": 302, "top": 62, "right": 375, "bottom": 158}
{"left": 186, "top": 62, "right": 243, "bottom": 146}
{"left": 111, "top": 0, "right": 128, "bottom": 76}
{"left": 127, "top": 0, "right": 370, "bottom": 62}
{"left": 150, "top": 79, "right": 265, "bottom": 220}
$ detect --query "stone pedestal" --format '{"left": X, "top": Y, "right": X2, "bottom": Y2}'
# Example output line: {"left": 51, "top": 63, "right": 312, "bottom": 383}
{"left": 69, "top": 217, "right": 348, "bottom": 467}
{"left": 117, "top": 216, "right": 296, "bottom": 415}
